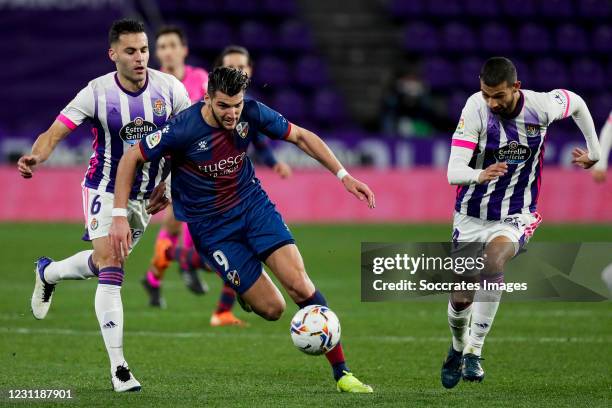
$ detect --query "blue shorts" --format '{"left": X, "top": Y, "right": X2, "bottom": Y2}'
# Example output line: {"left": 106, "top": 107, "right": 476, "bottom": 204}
{"left": 187, "top": 189, "right": 294, "bottom": 294}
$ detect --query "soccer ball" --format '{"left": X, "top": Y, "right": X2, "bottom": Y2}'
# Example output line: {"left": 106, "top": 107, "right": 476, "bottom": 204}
{"left": 290, "top": 305, "right": 341, "bottom": 355}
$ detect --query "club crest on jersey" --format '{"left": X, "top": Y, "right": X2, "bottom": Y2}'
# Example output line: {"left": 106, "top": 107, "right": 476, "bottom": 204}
{"left": 226, "top": 270, "right": 240, "bottom": 287}
{"left": 120, "top": 116, "right": 157, "bottom": 145}
{"left": 146, "top": 130, "right": 162, "bottom": 148}
{"left": 494, "top": 141, "right": 532, "bottom": 165}
{"left": 236, "top": 122, "right": 249, "bottom": 138}
{"left": 152, "top": 99, "right": 166, "bottom": 116}
{"left": 526, "top": 124, "right": 540, "bottom": 137}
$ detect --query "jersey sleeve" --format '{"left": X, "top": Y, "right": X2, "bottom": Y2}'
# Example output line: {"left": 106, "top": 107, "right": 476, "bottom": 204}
{"left": 138, "top": 121, "right": 182, "bottom": 162}
{"left": 451, "top": 96, "right": 482, "bottom": 151}
{"left": 254, "top": 101, "right": 292, "bottom": 140}
{"left": 544, "top": 89, "right": 572, "bottom": 124}
{"left": 57, "top": 84, "right": 95, "bottom": 130}
{"left": 171, "top": 77, "right": 191, "bottom": 115}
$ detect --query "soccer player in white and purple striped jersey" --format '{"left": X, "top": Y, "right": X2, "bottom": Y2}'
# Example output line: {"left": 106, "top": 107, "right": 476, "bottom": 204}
{"left": 440, "top": 57, "right": 601, "bottom": 388}
{"left": 17, "top": 19, "right": 190, "bottom": 392}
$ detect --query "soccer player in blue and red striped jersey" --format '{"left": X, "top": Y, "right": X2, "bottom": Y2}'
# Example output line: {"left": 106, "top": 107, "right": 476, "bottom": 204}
{"left": 110, "top": 67, "right": 375, "bottom": 393}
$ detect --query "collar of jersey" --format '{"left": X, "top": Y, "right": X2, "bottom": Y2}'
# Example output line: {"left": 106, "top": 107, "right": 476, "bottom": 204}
{"left": 114, "top": 71, "right": 149, "bottom": 97}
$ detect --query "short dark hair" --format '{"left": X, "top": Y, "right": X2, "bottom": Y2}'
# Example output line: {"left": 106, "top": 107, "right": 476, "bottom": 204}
{"left": 207, "top": 67, "right": 250, "bottom": 97}
{"left": 214, "top": 45, "right": 252, "bottom": 69}
{"left": 479, "top": 57, "right": 517, "bottom": 87}
{"left": 109, "top": 19, "right": 146, "bottom": 46}
{"left": 155, "top": 25, "right": 187, "bottom": 45}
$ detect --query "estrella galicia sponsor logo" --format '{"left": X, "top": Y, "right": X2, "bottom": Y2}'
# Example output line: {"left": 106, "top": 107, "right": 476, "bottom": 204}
{"left": 236, "top": 122, "right": 249, "bottom": 138}
{"left": 226, "top": 270, "right": 240, "bottom": 287}
{"left": 494, "top": 141, "right": 532, "bottom": 164}
{"left": 120, "top": 116, "right": 157, "bottom": 145}
{"left": 152, "top": 98, "right": 166, "bottom": 116}
{"left": 526, "top": 124, "right": 540, "bottom": 137}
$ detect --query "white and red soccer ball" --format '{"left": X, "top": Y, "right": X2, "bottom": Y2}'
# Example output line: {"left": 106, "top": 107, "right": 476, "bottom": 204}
{"left": 290, "top": 305, "right": 341, "bottom": 355}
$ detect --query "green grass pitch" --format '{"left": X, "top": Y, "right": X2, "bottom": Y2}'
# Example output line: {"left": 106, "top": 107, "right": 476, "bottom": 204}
{"left": 1, "top": 223, "right": 610, "bottom": 407}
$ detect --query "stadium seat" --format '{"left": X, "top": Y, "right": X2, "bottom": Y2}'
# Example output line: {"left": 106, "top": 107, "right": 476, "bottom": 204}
{"left": 458, "top": 58, "right": 483, "bottom": 89}
{"left": 570, "top": 60, "right": 604, "bottom": 91}
{"left": 538, "top": 0, "right": 573, "bottom": 18}
{"left": 224, "top": 0, "right": 259, "bottom": 15}
{"left": 465, "top": 0, "right": 499, "bottom": 17}
{"left": 556, "top": 24, "right": 588, "bottom": 54}
{"left": 422, "top": 58, "right": 455, "bottom": 89}
{"left": 255, "top": 56, "right": 292, "bottom": 87}
{"left": 403, "top": 22, "right": 439, "bottom": 53}
{"left": 500, "top": 0, "right": 537, "bottom": 18}
{"left": 279, "top": 20, "right": 314, "bottom": 51}
{"left": 239, "top": 21, "right": 274, "bottom": 51}
{"left": 532, "top": 59, "right": 568, "bottom": 90}
{"left": 448, "top": 91, "right": 469, "bottom": 120}
{"left": 272, "top": 89, "right": 306, "bottom": 122}
{"left": 577, "top": 0, "right": 612, "bottom": 18}
{"left": 592, "top": 26, "right": 612, "bottom": 53}
{"left": 388, "top": 0, "right": 425, "bottom": 17}
{"left": 480, "top": 23, "right": 513, "bottom": 53}
{"left": 262, "top": 0, "right": 297, "bottom": 16}
{"left": 294, "top": 56, "right": 329, "bottom": 87}
{"left": 442, "top": 23, "right": 477, "bottom": 52}
{"left": 195, "top": 22, "right": 233, "bottom": 50}
{"left": 518, "top": 24, "right": 551, "bottom": 53}
{"left": 312, "top": 89, "right": 346, "bottom": 123}
{"left": 427, "top": 0, "right": 463, "bottom": 17}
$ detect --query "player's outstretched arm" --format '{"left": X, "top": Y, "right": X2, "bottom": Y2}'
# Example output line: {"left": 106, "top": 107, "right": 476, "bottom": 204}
{"left": 554, "top": 90, "right": 601, "bottom": 169}
{"left": 592, "top": 115, "right": 612, "bottom": 183}
{"left": 108, "top": 146, "right": 147, "bottom": 262}
{"left": 17, "top": 120, "right": 72, "bottom": 178}
{"left": 284, "top": 124, "right": 375, "bottom": 208}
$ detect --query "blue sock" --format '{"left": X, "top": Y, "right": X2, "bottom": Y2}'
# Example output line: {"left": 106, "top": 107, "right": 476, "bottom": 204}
{"left": 296, "top": 289, "right": 327, "bottom": 308}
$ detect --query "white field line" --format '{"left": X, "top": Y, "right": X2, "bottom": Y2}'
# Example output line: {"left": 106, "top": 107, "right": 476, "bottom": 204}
{"left": 1, "top": 327, "right": 610, "bottom": 344}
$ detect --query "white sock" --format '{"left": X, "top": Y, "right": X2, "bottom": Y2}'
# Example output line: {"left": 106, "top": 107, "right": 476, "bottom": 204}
{"left": 95, "top": 269, "right": 126, "bottom": 372}
{"left": 44, "top": 250, "right": 96, "bottom": 284}
{"left": 464, "top": 289, "right": 502, "bottom": 356}
{"left": 447, "top": 301, "right": 472, "bottom": 352}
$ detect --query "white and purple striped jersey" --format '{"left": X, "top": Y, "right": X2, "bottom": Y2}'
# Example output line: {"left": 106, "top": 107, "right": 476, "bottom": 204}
{"left": 57, "top": 68, "right": 191, "bottom": 199}
{"left": 452, "top": 89, "right": 579, "bottom": 220}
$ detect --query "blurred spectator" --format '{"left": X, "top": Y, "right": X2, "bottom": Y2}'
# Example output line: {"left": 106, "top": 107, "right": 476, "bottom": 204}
{"left": 381, "top": 68, "right": 453, "bottom": 138}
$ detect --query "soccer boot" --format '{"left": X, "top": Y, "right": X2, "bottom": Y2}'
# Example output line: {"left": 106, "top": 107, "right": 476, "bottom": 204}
{"left": 31, "top": 257, "right": 55, "bottom": 320}
{"left": 336, "top": 371, "right": 373, "bottom": 393}
{"left": 152, "top": 237, "right": 173, "bottom": 271}
{"left": 210, "top": 311, "right": 247, "bottom": 327}
{"left": 111, "top": 364, "right": 141, "bottom": 392}
{"left": 141, "top": 276, "right": 166, "bottom": 308}
{"left": 180, "top": 268, "right": 209, "bottom": 295}
{"left": 441, "top": 345, "right": 463, "bottom": 389}
{"left": 462, "top": 353, "right": 485, "bottom": 382}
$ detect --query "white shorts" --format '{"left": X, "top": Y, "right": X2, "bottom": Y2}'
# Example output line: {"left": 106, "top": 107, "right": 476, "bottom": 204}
{"left": 452, "top": 211, "right": 542, "bottom": 254}
{"left": 81, "top": 186, "right": 151, "bottom": 250}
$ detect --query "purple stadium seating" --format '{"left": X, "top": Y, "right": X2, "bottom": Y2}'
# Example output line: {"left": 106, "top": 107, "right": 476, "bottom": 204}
{"left": 539, "top": 0, "right": 573, "bottom": 18}
{"left": 591, "top": 93, "right": 612, "bottom": 125}
{"left": 255, "top": 56, "right": 291, "bottom": 87}
{"left": 312, "top": 89, "right": 346, "bottom": 123}
{"left": 272, "top": 89, "right": 306, "bottom": 122}
{"left": 577, "top": 0, "right": 612, "bottom": 18}
{"left": 388, "top": 0, "right": 425, "bottom": 17}
{"left": 458, "top": 58, "right": 483, "bottom": 89}
{"left": 465, "top": 0, "right": 499, "bottom": 17}
{"left": 442, "top": 23, "right": 477, "bottom": 52}
{"left": 224, "top": 0, "right": 259, "bottom": 15}
{"left": 279, "top": 20, "right": 313, "bottom": 51}
{"left": 571, "top": 60, "right": 604, "bottom": 91}
{"left": 427, "top": 0, "right": 463, "bottom": 16}
{"left": 262, "top": 0, "right": 297, "bottom": 16}
{"left": 556, "top": 24, "right": 588, "bottom": 54}
{"left": 480, "top": 23, "right": 513, "bottom": 53}
{"left": 592, "top": 26, "right": 612, "bottom": 53}
{"left": 532, "top": 59, "right": 568, "bottom": 90}
{"left": 403, "top": 22, "right": 439, "bottom": 52}
{"left": 448, "top": 91, "right": 469, "bottom": 120}
{"left": 518, "top": 24, "right": 551, "bottom": 53}
{"left": 422, "top": 58, "right": 455, "bottom": 89}
{"left": 239, "top": 21, "right": 274, "bottom": 51}
{"left": 501, "top": 0, "right": 537, "bottom": 17}
{"left": 195, "top": 22, "right": 233, "bottom": 50}
{"left": 294, "top": 56, "right": 329, "bottom": 87}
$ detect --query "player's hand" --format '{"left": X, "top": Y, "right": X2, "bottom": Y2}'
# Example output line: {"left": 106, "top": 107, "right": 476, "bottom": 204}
{"left": 273, "top": 162, "right": 292, "bottom": 179}
{"left": 592, "top": 169, "right": 607, "bottom": 183}
{"left": 572, "top": 147, "right": 597, "bottom": 169}
{"left": 478, "top": 162, "right": 508, "bottom": 184}
{"left": 342, "top": 175, "right": 375, "bottom": 208}
{"left": 17, "top": 154, "right": 41, "bottom": 179}
{"left": 146, "top": 181, "right": 170, "bottom": 215}
{"left": 109, "top": 216, "right": 132, "bottom": 263}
